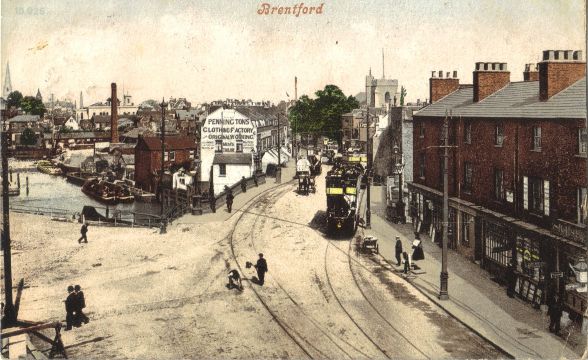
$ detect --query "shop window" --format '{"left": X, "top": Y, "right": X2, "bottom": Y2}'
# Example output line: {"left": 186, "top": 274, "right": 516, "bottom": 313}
{"left": 463, "top": 162, "right": 473, "bottom": 193}
{"left": 578, "top": 187, "right": 587, "bottom": 225}
{"left": 215, "top": 140, "right": 223, "bottom": 153}
{"left": 532, "top": 126, "right": 541, "bottom": 151}
{"left": 236, "top": 140, "right": 243, "bottom": 153}
{"left": 219, "top": 164, "right": 226, "bottom": 177}
{"left": 494, "top": 169, "right": 504, "bottom": 201}
{"left": 579, "top": 128, "right": 587, "bottom": 155}
{"left": 419, "top": 153, "right": 425, "bottom": 179}
{"left": 484, "top": 221, "right": 511, "bottom": 268}
{"left": 464, "top": 122, "right": 472, "bottom": 144}
{"left": 495, "top": 124, "right": 504, "bottom": 146}
{"left": 516, "top": 236, "right": 541, "bottom": 281}
{"left": 461, "top": 213, "right": 471, "bottom": 247}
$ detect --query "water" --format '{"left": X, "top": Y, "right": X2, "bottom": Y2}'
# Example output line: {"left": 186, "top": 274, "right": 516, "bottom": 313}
{"left": 6, "top": 160, "right": 160, "bottom": 216}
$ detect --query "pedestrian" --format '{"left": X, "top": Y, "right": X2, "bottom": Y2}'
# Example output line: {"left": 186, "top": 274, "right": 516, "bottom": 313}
{"left": 254, "top": 253, "right": 268, "bottom": 286}
{"left": 226, "top": 189, "right": 234, "bottom": 213}
{"left": 548, "top": 294, "right": 563, "bottom": 335}
{"left": 227, "top": 269, "right": 243, "bottom": 290}
{"left": 74, "top": 285, "right": 89, "bottom": 325}
{"left": 64, "top": 285, "right": 77, "bottom": 331}
{"left": 78, "top": 223, "right": 89, "bottom": 243}
{"left": 402, "top": 251, "right": 411, "bottom": 274}
{"left": 395, "top": 236, "right": 403, "bottom": 266}
{"left": 241, "top": 176, "right": 247, "bottom": 193}
{"left": 253, "top": 172, "right": 258, "bottom": 187}
{"left": 411, "top": 238, "right": 425, "bottom": 261}
{"left": 210, "top": 193, "right": 216, "bottom": 213}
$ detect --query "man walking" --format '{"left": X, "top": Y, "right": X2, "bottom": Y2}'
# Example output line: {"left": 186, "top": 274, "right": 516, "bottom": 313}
{"left": 64, "top": 286, "right": 77, "bottom": 330}
{"left": 254, "top": 253, "right": 268, "bottom": 286}
{"left": 78, "top": 223, "right": 88, "bottom": 243}
{"left": 395, "top": 236, "right": 403, "bottom": 266}
{"left": 241, "top": 176, "right": 247, "bottom": 193}
{"left": 226, "top": 189, "right": 234, "bottom": 213}
{"left": 548, "top": 294, "right": 563, "bottom": 335}
{"left": 74, "top": 285, "right": 89, "bottom": 325}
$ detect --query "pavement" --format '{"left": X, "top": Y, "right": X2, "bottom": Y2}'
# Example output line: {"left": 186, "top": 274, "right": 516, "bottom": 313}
{"left": 175, "top": 160, "right": 298, "bottom": 224}
{"left": 367, "top": 185, "right": 585, "bottom": 360}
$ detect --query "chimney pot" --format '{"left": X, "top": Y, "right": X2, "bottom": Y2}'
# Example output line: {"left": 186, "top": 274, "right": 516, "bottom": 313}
{"left": 453, "top": 70, "right": 457, "bottom": 78}
{"left": 431, "top": 71, "right": 436, "bottom": 78}
{"left": 565, "top": 50, "right": 574, "bottom": 60}
{"left": 438, "top": 71, "right": 443, "bottom": 78}
{"left": 574, "top": 50, "right": 583, "bottom": 61}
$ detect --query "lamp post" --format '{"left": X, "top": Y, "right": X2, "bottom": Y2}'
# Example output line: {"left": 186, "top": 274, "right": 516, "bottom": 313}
{"left": 1, "top": 103, "right": 16, "bottom": 325}
{"left": 439, "top": 111, "right": 450, "bottom": 300}
{"left": 392, "top": 144, "right": 406, "bottom": 223}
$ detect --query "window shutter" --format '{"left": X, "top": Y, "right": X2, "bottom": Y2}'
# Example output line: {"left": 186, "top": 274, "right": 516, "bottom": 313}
{"left": 523, "top": 176, "right": 528, "bottom": 210}
{"left": 544, "top": 180, "right": 550, "bottom": 216}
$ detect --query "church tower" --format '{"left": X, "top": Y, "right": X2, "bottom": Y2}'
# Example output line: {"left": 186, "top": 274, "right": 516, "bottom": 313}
{"left": 36, "top": 88, "right": 43, "bottom": 101}
{"left": 3, "top": 62, "right": 12, "bottom": 97}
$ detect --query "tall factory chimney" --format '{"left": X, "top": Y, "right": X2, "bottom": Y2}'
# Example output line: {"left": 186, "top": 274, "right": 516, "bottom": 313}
{"left": 294, "top": 76, "right": 298, "bottom": 101}
{"left": 111, "top": 83, "right": 118, "bottom": 143}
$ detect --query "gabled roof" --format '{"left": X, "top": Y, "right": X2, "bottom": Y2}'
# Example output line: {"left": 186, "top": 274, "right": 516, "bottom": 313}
{"left": 415, "top": 77, "right": 586, "bottom": 119}
{"left": 213, "top": 153, "right": 252, "bottom": 165}
{"left": 137, "top": 136, "right": 197, "bottom": 151}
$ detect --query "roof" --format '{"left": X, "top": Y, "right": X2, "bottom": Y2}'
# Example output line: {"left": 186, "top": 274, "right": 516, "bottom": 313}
{"left": 138, "top": 136, "right": 197, "bottom": 151}
{"left": 55, "top": 131, "right": 111, "bottom": 139}
{"left": 122, "top": 127, "right": 154, "bottom": 139}
{"left": 92, "top": 115, "right": 111, "bottom": 123}
{"left": 9, "top": 115, "right": 40, "bottom": 123}
{"left": 415, "top": 77, "right": 586, "bottom": 119}
{"left": 213, "top": 153, "right": 252, "bottom": 165}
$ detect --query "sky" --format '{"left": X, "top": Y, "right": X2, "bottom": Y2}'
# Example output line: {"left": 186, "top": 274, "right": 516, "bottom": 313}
{"left": 1, "top": 0, "right": 585, "bottom": 105}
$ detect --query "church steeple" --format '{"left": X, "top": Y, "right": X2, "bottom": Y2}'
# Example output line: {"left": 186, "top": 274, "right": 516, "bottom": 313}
{"left": 36, "top": 88, "right": 42, "bottom": 101}
{"left": 3, "top": 62, "right": 12, "bottom": 97}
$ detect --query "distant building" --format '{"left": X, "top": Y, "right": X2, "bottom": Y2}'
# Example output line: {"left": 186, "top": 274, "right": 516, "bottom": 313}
{"left": 134, "top": 135, "right": 198, "bottom": 193}
{"left": 410, "top": 49, "right": 586, "bottom": 318}
{"left": 365, "top": 67, "right": 398, "bottom": 109}
{"left": 7, "top": 114, "right": 41, "bottom": 146}
{"left": 77, "top": 93, "right": 138, "bottom": 120}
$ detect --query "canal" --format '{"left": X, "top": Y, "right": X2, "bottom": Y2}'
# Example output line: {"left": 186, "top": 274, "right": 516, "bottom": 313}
{"left": 6, "top": 160, "right": 160, "bottom": 216}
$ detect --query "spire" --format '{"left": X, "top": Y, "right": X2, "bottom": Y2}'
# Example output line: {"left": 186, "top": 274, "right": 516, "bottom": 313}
{"left": 3, "top": 62, "right": 12, "bottom": 97}
{"left": 382, "top": 48, "right": 385, "bottom": 79}
{"left": 79, "top": 91, "right": 83, "bottom": 109}
{"left": 36, "top": 88, "right": 42, "bottom": 101}
{"left": 369, "top": 67, "right": 372, "bottom": 76}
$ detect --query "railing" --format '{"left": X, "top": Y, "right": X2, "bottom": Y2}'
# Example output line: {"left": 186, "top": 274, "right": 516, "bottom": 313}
{"left": 10, "top": 204, "right": 73, "bottom": 219}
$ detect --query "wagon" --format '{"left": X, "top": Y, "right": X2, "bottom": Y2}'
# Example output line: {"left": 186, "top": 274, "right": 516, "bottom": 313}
{"left": 361, "top": 235, "right": 379, "bottom": 254}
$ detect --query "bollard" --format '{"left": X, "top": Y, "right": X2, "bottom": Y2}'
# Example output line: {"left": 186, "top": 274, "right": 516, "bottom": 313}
{"left": 17, "top": 173, "right": 20, "bottom": 188}
{"left": 26, "top": 177, "right": 29, "bottom": 196}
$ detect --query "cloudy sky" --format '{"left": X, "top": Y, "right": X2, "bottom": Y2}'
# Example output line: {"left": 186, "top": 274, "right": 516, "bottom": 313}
{"left": 1, "top": 0, "right": 585, "bottom": 105}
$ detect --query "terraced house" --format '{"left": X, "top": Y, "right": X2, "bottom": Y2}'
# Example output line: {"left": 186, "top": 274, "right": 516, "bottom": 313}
{"left": 409, "top": 50, "right": 587, "bottom": 323}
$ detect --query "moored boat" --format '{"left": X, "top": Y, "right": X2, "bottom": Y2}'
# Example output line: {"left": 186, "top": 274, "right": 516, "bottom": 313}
{"left": 81, "top": 178, "right": 135, "bottom": 205}
{"left": 36, "top": 160, "right": 63, "bottom": 176}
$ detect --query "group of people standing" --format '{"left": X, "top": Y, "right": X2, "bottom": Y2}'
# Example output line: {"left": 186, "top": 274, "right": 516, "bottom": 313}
{"left": 64, "top": 285, "right": 89, "bottom": 330}
{"left": 395, "top": 234, "right": 425, "bottom": 274}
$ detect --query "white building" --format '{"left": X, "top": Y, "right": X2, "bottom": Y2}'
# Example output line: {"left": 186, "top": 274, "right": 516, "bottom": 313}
{"left": 77, "top": 93, "right": 138, "bottom": 120}
{"left": 64, "top": 116, "right": 79, "bottom": 131}
{"left": 200, "top": 107, "right": 257, "bottom": 195}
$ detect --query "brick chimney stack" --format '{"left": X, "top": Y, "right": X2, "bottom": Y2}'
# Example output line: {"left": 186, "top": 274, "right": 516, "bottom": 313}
{"left": 429, "top": 70, "right": 459, "bottom": 103}
{"left": 523, "top": 63, "right": 539, "bottom": 81}
{"left": 538, "top": 50, "right": 585, "bottom": 101}
{"left": 473, "top": 62, "right": 510, "bottom": 102}
{"left": 110, "top": 82, "right": 118, "bottom": 143}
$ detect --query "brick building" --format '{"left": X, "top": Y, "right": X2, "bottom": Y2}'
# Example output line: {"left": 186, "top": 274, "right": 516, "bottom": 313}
{"left": 409, "top": 50, "right": 587, "bottom": 319}
{"left": 134, "top": 135, "right": 198, "bottom": 193}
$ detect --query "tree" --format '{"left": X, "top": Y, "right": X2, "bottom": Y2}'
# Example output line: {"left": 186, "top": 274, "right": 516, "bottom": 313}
{"left": 21, "top": 96, "right": 46, "bottom": 116}
{"left": 288, "top": 85, "right": 358, "bottom": 145}
{"left": 6, "top": 91, "right": 23, "bottom": 109}
{"left": 400, "top": 86, "right": 407, "bottom": 106}
{"left": 20, "top": 127, "right": 38, "bottom": 146}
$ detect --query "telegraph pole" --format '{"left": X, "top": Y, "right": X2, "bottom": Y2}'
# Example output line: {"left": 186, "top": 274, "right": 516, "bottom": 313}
{"left": 439, "top": 111, "right": 450, "bottom": 300}
{"left": 365, "top": 108, "right": 371, "bottom": 229}
{"left": 159, "top": 98, "right": 167, "bottom": 234}
{"left": 2, "top": 105, "right": 16, "bottom": 325}
{"left": 276, "top": 113, "right": 281, "bottom": 183}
